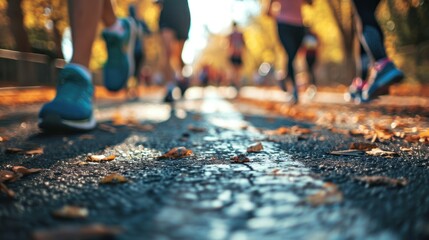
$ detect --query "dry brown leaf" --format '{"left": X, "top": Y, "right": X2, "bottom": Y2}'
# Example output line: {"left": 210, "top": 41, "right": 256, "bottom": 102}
{"left": 330, "top": 128, "right": 350, "bottom": 135}
{"left": 230, "top": 154, "right": 250, "bottom": 163}
{"left": 100, "top": 173, "right": 128, "bottom": 184}
{"left": 52, "top": 205, "right": 89, "bottom": 219}
{"left": 72, "top": 161, "right": 89, "bottom": 166}
{"left": 79, "top": 134, "right": 95, "bottom": 140}
{"left": 98, "top": 124, "right": 117, "bottom": 133}
{"left": 0, "top": 136, "right": 9, "bottom": 142}
{"left": 158, "top": 147, "right": 193, "bottom": 159}
{"left": 247, "top": 142, "right": 264, "bottom": 153}
{"left": 131, "top": 124, "right": 155, "bottom": 131}
{"left": 5, "top": 147, "right": 44, "bottom": 155}
{"left": 33, "top": 224, "right": 122, "bottom": 240}
{"left": 0, "top": 182, "right": 15, "bottom": 198}
{"left": 349, "top": 129, "right": 365, "bottom": 136}
{"left": 0, "top": 170, "right": 16, "bottom": 183}
{"left": 112, "top": 111, "right": 128, "bottom": 126}
{"left": 291, "top": 126, "right": 312, "bottom": 135}
{"left": 355, "top": 176, "right": 407, "bottom": 187}
{"left": 400, "top": 147, "right": 413, "bottom": 152}
{"left": 374, "top": 129, "right": 394, "bottom": 141}
{"left": 11, "top": 166, "right": 43, "bottom": 176}
{"left": 306, "top": 182, "right": 343, "bottom": 206}
{"left": 187, "top": 125, "right": 206, "bottom": 133}
{"left": 404, "top": 134, "right": 421, "bottom": 143}
{"left": 86, "top": 155, "right": 116, "bottom": 162}
{"left": 265, "top": 127, "right": 289, "bottom": 135}
{"left": 349, "top": 142, "right": 377, "bottom": 151}
{"left": 365, "top": 148, "right": 399, "bottom": 158}
{"left": 419, "top": 129, "right": 429, "bottom": 138}
{"left": 25, "top": 147, "right": 44, "bottom": 155}
{"left": 5, "top": 147, "right": 24, "bottom": 154}
{"left": 329, "top": 149, "right": 365, "bottom": 156}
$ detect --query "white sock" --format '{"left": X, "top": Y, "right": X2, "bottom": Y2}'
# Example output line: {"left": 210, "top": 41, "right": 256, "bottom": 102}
{"left": 65, "top": 63, "right": 92, "bottom": 81}
{"left": 105, "top": 19, "right": 124, "bottom": 35}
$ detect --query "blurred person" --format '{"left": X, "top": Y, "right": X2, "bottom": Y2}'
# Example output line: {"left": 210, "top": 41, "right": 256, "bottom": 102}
{"left": 346, "top": 0, "right": 404, "bottom": 103}
{"left": 199, "top": 64, "right": 210, "bottom": 88}
{"left": 155, "top": 0, "right": 191, "bottom": 102}
{"left": 301, "top": 28, "right": 319, "bottom": 98}
{"left": 127, "top": 4, "right": 152, "bottom": 100}
{"left": 39, "top": 0, "right": 137, "bottom": 131}
{"left": 268, "top": 0, "right": 313, "bottom": 104}
{"left": 228, "top": 21, "right": 246, "bottom": 90}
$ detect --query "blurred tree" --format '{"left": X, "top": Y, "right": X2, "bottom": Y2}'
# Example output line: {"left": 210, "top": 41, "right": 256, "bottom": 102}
{"left": 6, "top": 0, "right": 31, "bottom": 52}
{"left": 326, "top": 0, "right": 358, "bottom": 82}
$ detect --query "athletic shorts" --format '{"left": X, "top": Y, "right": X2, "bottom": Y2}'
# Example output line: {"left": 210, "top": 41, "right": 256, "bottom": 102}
{"left": 230, "top": 56, "right": 243, "bottom": 66}
{"left": 158, "top": 0, "right": 191, "bottom": 40}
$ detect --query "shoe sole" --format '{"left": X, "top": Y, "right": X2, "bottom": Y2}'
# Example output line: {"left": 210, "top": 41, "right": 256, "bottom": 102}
{"left": 102, "top": 18, "right": 137, "bottom": 91}
{"left": 38, "top": 114, "right": 96, "bottom": 132}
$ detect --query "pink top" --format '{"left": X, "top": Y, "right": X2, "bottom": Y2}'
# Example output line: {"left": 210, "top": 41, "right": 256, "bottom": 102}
{"left": 276, "top": 0, "right": 304, "bottom": 26}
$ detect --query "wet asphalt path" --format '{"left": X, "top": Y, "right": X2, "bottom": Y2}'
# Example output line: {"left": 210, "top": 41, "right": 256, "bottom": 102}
{"left": 0, "top": 88, "right": 429, "bottom": 240}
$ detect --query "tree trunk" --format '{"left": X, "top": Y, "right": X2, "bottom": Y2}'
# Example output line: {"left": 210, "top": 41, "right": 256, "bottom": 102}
{"left": 327, "top": 0, "right": 357, "bottom": 81}
{"left": 6, "top": 0, "right": 31, "bottom": 52}
{"left": 52, "top": 20, "right": 64, "bottom": 59}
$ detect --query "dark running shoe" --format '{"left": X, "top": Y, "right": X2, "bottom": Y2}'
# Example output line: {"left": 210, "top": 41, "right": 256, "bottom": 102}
{"left": 361, "top": 59, "right": 404, "bottom": 102}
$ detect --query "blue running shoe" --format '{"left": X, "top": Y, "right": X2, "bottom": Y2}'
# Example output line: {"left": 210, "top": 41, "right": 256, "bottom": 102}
{"left": 102, "top": 18, "right": 137, "bottom": 92}
{"left": 39, "top": 66, "right": 95, "bottom": 132}
{"left": 361, "top": 59, "right": 404, "bottom": 102}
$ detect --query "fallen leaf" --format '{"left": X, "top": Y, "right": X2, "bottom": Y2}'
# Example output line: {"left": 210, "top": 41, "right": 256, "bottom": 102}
{"left": 330, "top": 128, "right": 350, "bottom": 135}
{"left": 349, "top": 129, "right": 365, "bottom": 136}
{"left": 79, "top": 134, "right": 95, "bottom": 140}
{"left": 349, "top": 142, "right": 377, "bottom": 151}
{"left": 365, "top": 148, "right": 399, "bottom": 158}
{"left": 158, "top": 147, "right": 193, "bottom": 159}
{"left": 400, "top": 147, "right": 413, "bottom": 152}
{"left": 11, "top": 166, "right": 43, "bottom": 176}
{"left": 0, "top": 136, "right": 9, "bottom": 142}
{"left": 0, "top": 170, "right": 16, "bottom": 182}
{"left": 98, "top": 124, "right": 117, "bottom": 133}
{"left": 306, "top": 182, "right": 343, "bottom": 206}
{"left": 355, "top": 176, "right": 407, "bottom": 187}
{"left": 131, "top": 124, "right": 155, "bottom": 131}
{"left": 247, "top": 142, "right": 264, "bottom": 153}
{"left": 86, "top": 155, "right": 116, "bottom": 162}
{"left": 5, "top": 147, "right": 24, "bottom": 154}
{"left": 187, "top": 125, "right": 206, "bottom": 133}
{"left": 52, "top": 205, "right": 89, "bottom": 219}
{"left": 26, "top": 148, "right": 44, "bottom": 155}
{"left": 291, "top": 126, "right": 312, "bottom": 135}
{"left": 329, "top": 149, "right": 365, "bottom": 156}
{"left": 230, "top": 154, "right": 250, "bottom": 163}
{"left": 265, "top": 127, "right": 289, "bottom": 135}
{"left": 112, "top": 111, "right": 128, "bottom": 126}
{"left": 33, "top": 224, "right": 122, "bottom": 240}
{"left": 0, "top": 182, "right": 15, "bottom": 198}
{"left": 5, "top": 147, "right": 44, "bottom": 155}
{"left": 72, "top": 161, "right": 89, "bottom": 166}
{"left": 100, "top": 173, "right": 128, "bottom": 184}
{"left": 419, "top": 129, "right": 429, "bottom": 138}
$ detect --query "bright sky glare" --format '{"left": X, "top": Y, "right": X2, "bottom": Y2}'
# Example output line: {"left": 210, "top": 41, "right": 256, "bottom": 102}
{"left": 182, "top": 0, "right": 261, "bottom": 64}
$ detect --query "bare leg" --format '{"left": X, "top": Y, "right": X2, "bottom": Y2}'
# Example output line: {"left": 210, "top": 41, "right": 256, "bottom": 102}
{"left": 160, "top": 29, "right": 176, "bottom": 82}
{"left": 101, "top": 0, "right": 117, "bottom": 27}
{"left": 68, "top": 0, "right": 103, "bottom": 67}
